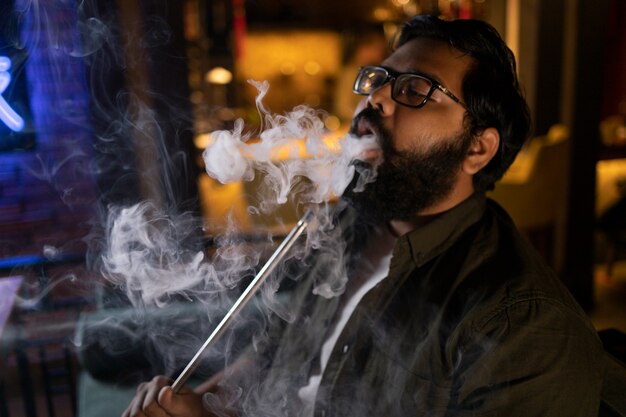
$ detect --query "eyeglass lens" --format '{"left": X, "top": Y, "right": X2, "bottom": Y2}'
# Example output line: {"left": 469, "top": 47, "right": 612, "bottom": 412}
{"left": 393, "top": 76, "right": 432, "bottom": 106}
{"left": 356, "top": 67, "right": 433, "bottom": 107}
{"left": 357, "top": 68, "right": 388, "bottom": 94}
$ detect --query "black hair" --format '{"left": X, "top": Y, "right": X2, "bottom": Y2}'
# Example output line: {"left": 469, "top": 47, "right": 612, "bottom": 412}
{"left": 397, "top": 15, "right": 531, "bottom": 191}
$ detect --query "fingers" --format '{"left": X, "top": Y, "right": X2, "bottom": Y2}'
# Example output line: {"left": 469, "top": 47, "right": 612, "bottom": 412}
{"left": 121, "top": 376, "right": 172, "bottom": 417}
{"left": 121, "top": 375, "right": 211, "bottom": 417}
{"left": 158, "top": 385, "right": 209, "bottom": 417}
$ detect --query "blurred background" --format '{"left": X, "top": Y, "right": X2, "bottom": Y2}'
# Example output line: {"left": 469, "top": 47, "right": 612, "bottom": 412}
{"left": 1, "top": 0, "right": 625, "bottom": 415}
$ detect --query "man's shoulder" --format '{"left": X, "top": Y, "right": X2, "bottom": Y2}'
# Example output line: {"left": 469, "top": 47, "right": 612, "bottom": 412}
{"left": 426, "top": 196, "right": 595, "bottom": 338}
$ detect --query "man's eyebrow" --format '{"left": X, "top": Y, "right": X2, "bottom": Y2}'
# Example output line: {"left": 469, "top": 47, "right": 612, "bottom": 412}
{"left": 409, "top": 69, "right": 447, "bottom": 86}
{"left": 384, "top": 64, "right": 448, "bottom": 87}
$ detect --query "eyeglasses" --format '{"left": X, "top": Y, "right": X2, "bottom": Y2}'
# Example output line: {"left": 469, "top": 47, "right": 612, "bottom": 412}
{"left": 353, "top": 65, "right": 467, "bottom": 110}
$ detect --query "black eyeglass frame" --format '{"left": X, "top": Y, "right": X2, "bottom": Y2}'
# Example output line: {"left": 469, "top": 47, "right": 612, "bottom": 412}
{"left": 353, "top": 65, "right": 467, "bottom": 110}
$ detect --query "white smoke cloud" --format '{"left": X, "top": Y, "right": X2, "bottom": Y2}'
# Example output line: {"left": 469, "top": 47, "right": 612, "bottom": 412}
{"left": 202, "top": 80, "right": 380, "bottom": 210}
{"left": 10, "top": 2, "right": 393, "bottom": 410}
{"left": 102, "top": 79, "right": 382, "bottom": 310}
{"left": 96, "top": 78, "right": 384, "bottom": 399}
{"left": 101, "top": 202, "right": 266, "bottom": 309}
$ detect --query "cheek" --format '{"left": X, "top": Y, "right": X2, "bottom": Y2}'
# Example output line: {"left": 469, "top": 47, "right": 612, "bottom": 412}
{"left": 391, "top": 116, "right": 435, "bottom": 153}
{"left": 391, "top": 109, "right": 465, "bottom": 152}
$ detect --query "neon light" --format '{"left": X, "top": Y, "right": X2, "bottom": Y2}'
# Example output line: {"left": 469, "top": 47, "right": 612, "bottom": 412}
{"left": 0, "top": 56, "right": 25, "bottom": 132}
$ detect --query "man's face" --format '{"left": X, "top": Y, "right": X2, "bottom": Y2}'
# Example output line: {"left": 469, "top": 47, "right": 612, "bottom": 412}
{"left": 343, "top": 37, "right": 475, "bottom": 223}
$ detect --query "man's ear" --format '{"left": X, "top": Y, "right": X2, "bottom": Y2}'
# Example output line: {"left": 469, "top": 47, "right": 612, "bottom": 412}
{"left": 463, "top": 127, "right": 500, "bottom": 175}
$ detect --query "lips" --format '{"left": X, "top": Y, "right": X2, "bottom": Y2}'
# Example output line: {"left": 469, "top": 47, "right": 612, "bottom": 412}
{"left": 348, "top": 110, "right": 385, "bottom": 165}
{"left": 351, "top": 123, "right": 383, "bottom": 163}
{"left": 356, "top": 148, "right": 383, "bottom": 163}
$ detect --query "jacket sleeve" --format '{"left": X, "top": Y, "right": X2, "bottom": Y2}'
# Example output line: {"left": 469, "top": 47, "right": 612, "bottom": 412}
{"left": 446, "top": 295, "right": 606, "bottom": 417}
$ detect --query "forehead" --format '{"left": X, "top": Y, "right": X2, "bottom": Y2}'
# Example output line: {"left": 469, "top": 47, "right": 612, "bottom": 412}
{"left": 382, "top": 37, "right": 473, "bottom": 91}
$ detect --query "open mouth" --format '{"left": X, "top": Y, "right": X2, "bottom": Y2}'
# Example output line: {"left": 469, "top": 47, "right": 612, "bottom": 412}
{"left": 355, "top": 117, "right": 378, "bottom": 138}
{"left": 351, "top": 118, "right": 383, "bottom": 164}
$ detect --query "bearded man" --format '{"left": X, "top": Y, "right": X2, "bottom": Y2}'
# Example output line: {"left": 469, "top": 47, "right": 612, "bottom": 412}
{"left": 123, "top": 15, "right": 605, "bottom": 417}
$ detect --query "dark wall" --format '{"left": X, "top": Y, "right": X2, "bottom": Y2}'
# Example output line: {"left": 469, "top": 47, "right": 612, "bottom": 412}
{"left": 563, "top": 0, "right": 611, "bottom": 309}
{"left": 534, "top": 0, "right": 565, "bottom": 136}
{"left": 602, "top": 0, "right": 626, "bottom": 118}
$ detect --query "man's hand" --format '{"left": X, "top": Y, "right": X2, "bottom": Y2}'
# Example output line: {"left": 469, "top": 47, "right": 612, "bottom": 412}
{"left": 121, "top": 375, "right": 210, "bottom": 417}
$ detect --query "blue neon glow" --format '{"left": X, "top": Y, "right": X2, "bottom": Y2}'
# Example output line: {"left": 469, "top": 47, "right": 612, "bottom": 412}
{"left": 0, "top": 56, "right": 25, "bottom": 132}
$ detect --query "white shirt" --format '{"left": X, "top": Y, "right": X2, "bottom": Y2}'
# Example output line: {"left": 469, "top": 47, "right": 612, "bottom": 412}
{"left": 298, "top": 227, "right": 396, "bottom": 415}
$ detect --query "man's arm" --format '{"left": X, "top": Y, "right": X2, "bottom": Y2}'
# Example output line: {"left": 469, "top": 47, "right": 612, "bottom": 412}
{"left": 449, "top": 297, "right": 606, "bottom": 416}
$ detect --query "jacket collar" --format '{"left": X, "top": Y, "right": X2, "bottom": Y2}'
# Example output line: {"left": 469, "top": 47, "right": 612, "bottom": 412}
{"left": 394, "top": 192, "right": 487, "bottom": 269}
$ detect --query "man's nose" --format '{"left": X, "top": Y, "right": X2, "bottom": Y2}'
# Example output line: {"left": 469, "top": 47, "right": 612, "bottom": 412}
{"left": 366, "top": 83, "right": 395, "bottom": 116}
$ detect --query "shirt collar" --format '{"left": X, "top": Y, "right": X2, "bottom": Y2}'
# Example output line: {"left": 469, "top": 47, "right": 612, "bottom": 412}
{"left": 395, "top": 192, "right": 487, "bottom": 268}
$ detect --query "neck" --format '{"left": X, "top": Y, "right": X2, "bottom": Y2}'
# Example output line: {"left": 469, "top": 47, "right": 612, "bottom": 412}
{"left": 387, "top": 174, "right": 475, "bottom": 237}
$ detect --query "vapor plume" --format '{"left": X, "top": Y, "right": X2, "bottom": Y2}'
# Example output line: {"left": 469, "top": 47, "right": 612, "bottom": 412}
{"left": 6, "top": 0, "right": 388, "bottom": 399}
{"left": 102, "top": 79, "right": 381, "bottom": 311}
{"left": 203, "top": 80, "right": 379, "bottom": 212}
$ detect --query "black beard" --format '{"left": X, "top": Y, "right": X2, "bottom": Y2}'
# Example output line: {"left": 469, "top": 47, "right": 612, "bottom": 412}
{"left": 343, "top": 110, "right": 472, "bottom": 224}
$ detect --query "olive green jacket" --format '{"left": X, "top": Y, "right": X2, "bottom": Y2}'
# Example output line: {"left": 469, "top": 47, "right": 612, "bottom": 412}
{"left": 247, "top": 194, "right": 605, "bottom": 417}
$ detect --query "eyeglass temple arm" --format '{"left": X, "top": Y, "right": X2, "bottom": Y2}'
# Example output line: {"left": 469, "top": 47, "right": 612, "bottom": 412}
{"left": 436, "top": 85, "right": 467, "bottom": 109}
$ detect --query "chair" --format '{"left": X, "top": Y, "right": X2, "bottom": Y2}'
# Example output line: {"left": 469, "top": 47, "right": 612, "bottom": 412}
{"left": 489, "top": 125, "right": 569, "bottom": 267}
